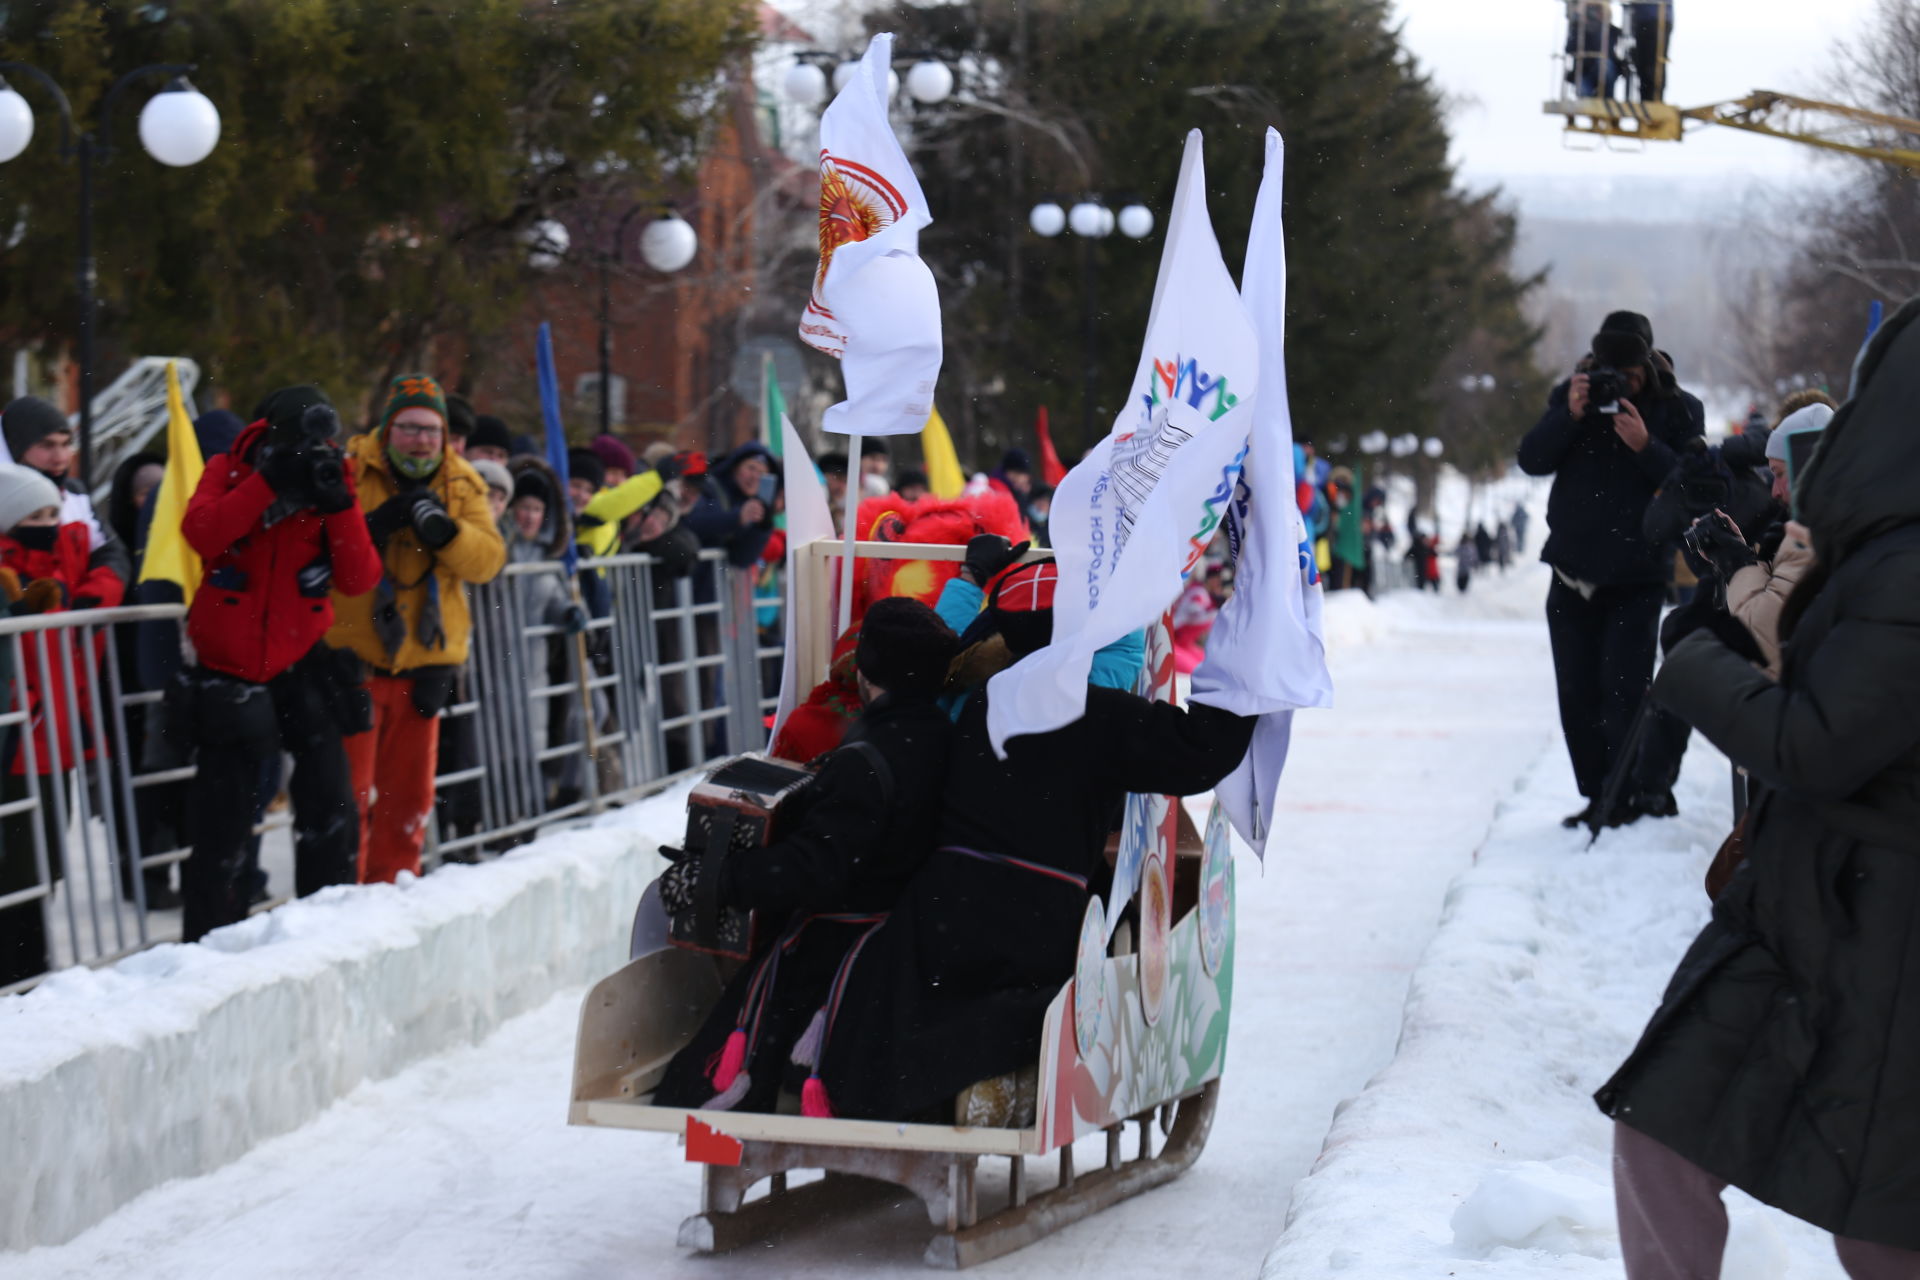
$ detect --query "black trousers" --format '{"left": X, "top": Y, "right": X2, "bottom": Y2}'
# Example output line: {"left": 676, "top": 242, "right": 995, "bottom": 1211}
{"left": 181, "top": 651, "right": 357, "bottom": 943}
{"left": 1546, "top": 577, "right": 1665, "bottom": 800}
{"left": 0, "top": 770, "right": 70, "bottom": 988}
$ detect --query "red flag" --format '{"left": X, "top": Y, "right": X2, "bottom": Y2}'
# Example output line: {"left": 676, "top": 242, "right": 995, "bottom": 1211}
{"left": 1035, "top": 405, "right": 1069, "bottom": 486}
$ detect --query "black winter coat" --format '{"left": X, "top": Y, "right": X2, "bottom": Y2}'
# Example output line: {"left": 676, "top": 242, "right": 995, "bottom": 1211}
{"left": 1596, "top": 297, "right": 1920, "bottom": 1249}
{"left": 815, "top": 687, "right": 1254, "bottom": 1121}
{"left": 652, "top": 695, "right": 952, "bottom": 1112}
{"left": 1517, "top": 373, "right": 1704, "bottom": 584}
{"left": 683, "top": 442, "right": 776, "bottom": 570}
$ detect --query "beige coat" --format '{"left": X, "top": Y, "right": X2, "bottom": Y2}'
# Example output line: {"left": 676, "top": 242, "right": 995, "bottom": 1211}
{"left": 1726, "top": 531, "right": 1816, "bottom": 679}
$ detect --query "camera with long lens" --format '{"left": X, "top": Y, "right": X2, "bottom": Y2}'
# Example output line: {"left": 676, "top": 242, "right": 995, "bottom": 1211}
{"left": 408, "top": 495, "right": 457, "bottom": 548}
{"left": 1586, "top": 365, "right": 1628, "bottom": 417}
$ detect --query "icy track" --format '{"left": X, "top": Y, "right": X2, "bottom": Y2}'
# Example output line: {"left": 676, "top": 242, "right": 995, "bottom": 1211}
{"left": 15, "top": 553, "right": 1707, "bottom": 1280}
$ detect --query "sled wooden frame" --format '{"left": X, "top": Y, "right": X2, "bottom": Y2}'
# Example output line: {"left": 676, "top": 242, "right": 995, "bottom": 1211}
{"left": 567, "top": 538, "right": 1232, "bottom": 1268}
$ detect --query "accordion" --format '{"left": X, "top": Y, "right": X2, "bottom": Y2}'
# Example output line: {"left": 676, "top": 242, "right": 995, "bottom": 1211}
{"left": 671, "top": 753, "right": 816, "bottom": 959}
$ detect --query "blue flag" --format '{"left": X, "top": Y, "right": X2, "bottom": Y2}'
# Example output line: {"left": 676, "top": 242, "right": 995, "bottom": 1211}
{"left": 536, "top": 322, "right": 578, "bottom": 574}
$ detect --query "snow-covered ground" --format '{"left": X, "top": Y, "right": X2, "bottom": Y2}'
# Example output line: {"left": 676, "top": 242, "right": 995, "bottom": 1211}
{"left": 14, "top": 467, "right": 1839, "bottom": 1280}
{"left": 1258, "top": 720, "right": 1853, "bottom": 1279}
{"left": 8, "top": 534, "right": 1568, "bottom": 1278}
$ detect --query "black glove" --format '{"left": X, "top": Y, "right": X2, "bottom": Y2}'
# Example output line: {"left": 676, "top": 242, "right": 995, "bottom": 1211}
{"left": 258, "top": 445, "right": 315, "bottom": 504}
{"left": 1682, "top": 511, "right": 1758, "bottom": 581}
{"left": 653, "top": 453, "right": 686, "bottom": 484}
{"left": 559, "top": 602, "right": 588, "bottom": 636}
{"left": 963, "top": 534, "right": 1030, "bottom": 587}
{"left": 408, "top": 494, "right": 459, "bottom": 550}
{"left": 366, "top": 494, "right": 415, "bottom": 547}
{"left": 658, "top": 855, "right": 701, "bottom": 918}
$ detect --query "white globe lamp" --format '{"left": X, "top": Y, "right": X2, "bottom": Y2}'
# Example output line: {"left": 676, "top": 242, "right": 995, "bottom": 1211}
{"left": 1068, "top": 200, "right": 1108, "bottom": 238}
{"left": 832, "top": 60, "right": 861, "bottom": 94}
{"left": 905, "top": 59, "right": 953, "bottom": 105}
{"left": 783, "top": 61, "right": 828, "bottom": 105}
{"left": 523, "top": 219, "right": 570, "bottom": 270}
{"left": 1028, "top": 202, "right": 1066, "bottom": 238}
{"left": 0, "top": 86, "right": 33, "bottom": 164}
{"left": 1422, "top": 437, "right": 1445, "bottom": 459}
{"left": 639, "top": 212, "right": 698, "bottom": 274}
{"left": 137, "top": 80, "right": 220, "bottom": 167}
{"left": 1116, "top": 202, "right": 1154, "bottom": 239}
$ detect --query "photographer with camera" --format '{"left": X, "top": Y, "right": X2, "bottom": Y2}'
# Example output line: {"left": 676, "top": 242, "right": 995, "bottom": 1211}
{"left": 328, "top": 374, "right": 505, "bottom": 884}
{"left": 1518, "top": 310, "right": 1704, "bottom": 828}
{"left": 1625, "top": 430, "right": 1781, "bottom": 818}
{"left": 175, "top": 385, "right": 383, "bottom": 942}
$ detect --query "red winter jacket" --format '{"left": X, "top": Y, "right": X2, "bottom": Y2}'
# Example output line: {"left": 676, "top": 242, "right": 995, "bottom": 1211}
{"left": 0, "top": 522, "right": 126, "bottom": 774}
{"left": 183, "top": 420, "right": 384, "bottom": 684}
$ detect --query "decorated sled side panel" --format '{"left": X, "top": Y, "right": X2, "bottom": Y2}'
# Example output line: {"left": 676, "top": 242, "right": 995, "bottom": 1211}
{"left": 1035, "top": 808, "right": 1235, "bottom": 1153}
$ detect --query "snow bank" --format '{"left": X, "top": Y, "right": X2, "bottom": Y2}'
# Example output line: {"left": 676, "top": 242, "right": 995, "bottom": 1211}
{"left": 1259, "top": 738, "right": 1853, "bottom": 1279}
{"left": 0, "top": 780, "right": 693, "bottom": 1252}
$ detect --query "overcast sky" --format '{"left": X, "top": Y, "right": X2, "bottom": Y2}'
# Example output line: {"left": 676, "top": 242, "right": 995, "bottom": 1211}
{"left": 1393, "top": 0, "right": 1884, "bottom": 184}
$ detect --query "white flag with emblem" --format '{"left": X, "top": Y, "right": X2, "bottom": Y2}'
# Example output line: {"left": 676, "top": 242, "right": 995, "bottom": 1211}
{"left": 986, "top": 130, "right": 1259, "bottom": 755}
{"left": 1192, "top": 128, "right": 1334, "bottom": 858}
{"left": 798, "top": 32, "right": 942, "bottom": 438}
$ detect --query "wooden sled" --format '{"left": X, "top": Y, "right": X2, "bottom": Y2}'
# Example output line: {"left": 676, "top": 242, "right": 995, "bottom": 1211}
{"left": 567, "top": 540, "right": 1240, "bottom": 1267}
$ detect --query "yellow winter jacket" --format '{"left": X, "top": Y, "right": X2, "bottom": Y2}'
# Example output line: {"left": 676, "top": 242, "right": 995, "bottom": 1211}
{"left": 575, "top": 469, "right": 664, "bottom": 560}
{"left": 327, "top": 431, "right": 507, "bottom": 672}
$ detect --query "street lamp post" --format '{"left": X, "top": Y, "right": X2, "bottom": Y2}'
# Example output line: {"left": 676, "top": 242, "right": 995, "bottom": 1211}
{"left": 524, "top": 207, "right": 698, "bottom": 437}
{"left": 0, "top": 63, "right": 220, "bottom": 485}
{"left": 1030, "top": 196, "right": 1153, "bottom": 450}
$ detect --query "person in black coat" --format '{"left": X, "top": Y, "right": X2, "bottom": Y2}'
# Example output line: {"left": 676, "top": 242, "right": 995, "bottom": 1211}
{"left": 1628, "top": 431, "right": 1782, "bottom": 816}
{"left": 652, "top": 598, "right": 959, "bottom": 1113}
{"left": 811, "top": 562, "right": 1256, "bottom": 1122}
{"left": 1517, "top": 311, "right": 1704, "bottom": 827}
{"left": 1595, "top": 297, "right": 1920, "bottom": 1279}
{"left": 683, "top": 442, "right": 778, "bottom": 571}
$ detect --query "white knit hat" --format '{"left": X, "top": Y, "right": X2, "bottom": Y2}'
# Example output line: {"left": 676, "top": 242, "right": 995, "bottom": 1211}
{"left": 0, "top": 465, "right": 63, "bottom": 534}
{"left": 1767, "top": 403, "right": 1834, "bottom": 462}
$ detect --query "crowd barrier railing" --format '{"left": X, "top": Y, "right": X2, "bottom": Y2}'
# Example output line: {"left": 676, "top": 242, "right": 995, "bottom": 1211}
{"left": 0, "top": 550, "right": 779, "bottom": 995}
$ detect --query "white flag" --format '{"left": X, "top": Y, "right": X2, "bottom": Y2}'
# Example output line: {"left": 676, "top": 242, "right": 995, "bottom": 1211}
{"left": 986, "top": 130, "right": 1259, "bottom": 755}
{"left": 799, "top": 32, "right": 941, "bottom": 439}
{"left": 769, "top": 414, "right": 837, "bottom": 746}
{"left": 1192, "top": 128, "right": 1334, "bottom": 857}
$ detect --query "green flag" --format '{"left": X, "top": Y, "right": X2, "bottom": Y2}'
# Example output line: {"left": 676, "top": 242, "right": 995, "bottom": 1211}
{"left": 763, "top": 352, "right": 786, "bottom": 460}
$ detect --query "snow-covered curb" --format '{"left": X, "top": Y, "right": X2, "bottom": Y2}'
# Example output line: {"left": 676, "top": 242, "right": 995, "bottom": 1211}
{"left": 1, "top": 790, "right": 686, "bottom": 1253}
{"left": 1258, "top": 738, "right": 1853, "bottom": 1278}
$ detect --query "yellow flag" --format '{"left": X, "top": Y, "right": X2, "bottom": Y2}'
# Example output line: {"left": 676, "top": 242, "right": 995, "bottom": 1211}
{"left": 921, "top": 405, "right": 966, "bottom": 499}
{"left": 138, "top": 362, "right": 206, "bottom": 599}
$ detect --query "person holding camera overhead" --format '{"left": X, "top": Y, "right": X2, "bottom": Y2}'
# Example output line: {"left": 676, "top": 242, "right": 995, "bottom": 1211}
{"left": 176, "top": 386, "right": 384, "bottom": 941}
{"left": 1518, "top": 311, "right": 1704, "bottom": 829}
{"left": 329, "top": 374, "right": 505, "bottom": 884}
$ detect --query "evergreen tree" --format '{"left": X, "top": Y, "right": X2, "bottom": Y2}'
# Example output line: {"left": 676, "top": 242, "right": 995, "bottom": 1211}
{"left": 872, "top": 0, "right": 1543, "bottom": 470}
{"left": 0, "top": 0, "right": 753, "bottom": 415}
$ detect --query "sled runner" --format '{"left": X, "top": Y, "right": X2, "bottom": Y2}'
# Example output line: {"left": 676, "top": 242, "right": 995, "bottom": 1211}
{"left": 567, "top": 539, "right": 1239, "bottom": 1268}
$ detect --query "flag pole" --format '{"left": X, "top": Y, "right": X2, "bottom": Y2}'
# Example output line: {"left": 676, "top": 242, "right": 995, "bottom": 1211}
{"left": 837, "top": 431, "right": 861, "bottom": 632}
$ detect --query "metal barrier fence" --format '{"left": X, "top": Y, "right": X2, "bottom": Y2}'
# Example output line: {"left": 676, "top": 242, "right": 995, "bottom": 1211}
{"left": 0, "top": 550, "right": 777, "bottom": 994}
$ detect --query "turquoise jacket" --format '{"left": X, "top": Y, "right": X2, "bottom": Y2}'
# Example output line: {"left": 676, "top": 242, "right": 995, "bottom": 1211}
{"left": 933, "top": 577, "right": 1146, "bottom": 719}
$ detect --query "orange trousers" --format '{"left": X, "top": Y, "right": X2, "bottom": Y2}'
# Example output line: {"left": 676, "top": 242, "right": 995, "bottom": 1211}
{"left": 346, "top": 674, "right": 441, "bottom": 884}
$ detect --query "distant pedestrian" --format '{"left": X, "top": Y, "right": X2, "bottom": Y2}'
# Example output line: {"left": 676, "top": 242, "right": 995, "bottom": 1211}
{"left": 1455, "top": 531, "right": 1477, "bottom": 593}
{"left": 1511, "top": 502, "right": 1530, "bottom": 554}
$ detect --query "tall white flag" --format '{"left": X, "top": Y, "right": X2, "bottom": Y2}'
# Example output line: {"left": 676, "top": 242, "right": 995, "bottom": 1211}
{"left": 987, "top": 130, "right": 1259, "bottom": 755}
{"left": 798, "top": 32, "right": 941, "bottom": 439}
{"left": 1192, "top": 128, "right": 1334, "bottom": 857}
{"left": 769, "top": 414, "right": 837, "bottom": 746}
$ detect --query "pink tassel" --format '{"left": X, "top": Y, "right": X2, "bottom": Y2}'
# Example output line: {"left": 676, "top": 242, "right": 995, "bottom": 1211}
{"left": 711, "top": 1029, "right": 748, "bottom": 1092}
{"left": 788, "top": 1008, "right": 826, "bottom": 1069}
{"left": 801, "top": 1075, "right": 834, "bottom": 1119}
{"left": 700, "top": 1071, "right": 751, "bottom": 1112}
